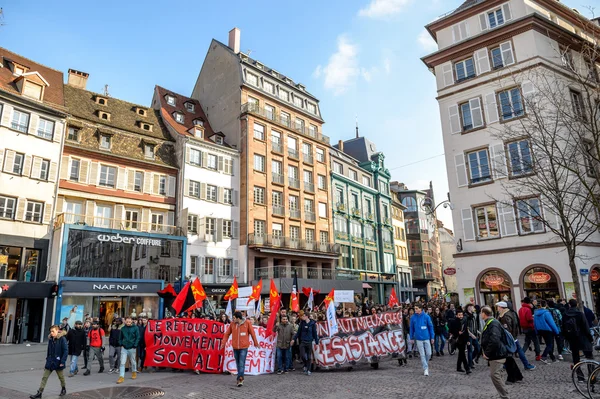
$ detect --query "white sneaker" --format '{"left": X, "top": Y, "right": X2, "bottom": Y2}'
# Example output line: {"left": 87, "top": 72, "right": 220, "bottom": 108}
{"left": 424, "top": 369, "right": 429, "bottom": 376}
{"left": 557, "top": 355, "right": 564, "bottom": 361}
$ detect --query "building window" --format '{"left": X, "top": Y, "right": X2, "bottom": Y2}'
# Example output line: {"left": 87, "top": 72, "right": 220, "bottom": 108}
{"left": 220, "top": 259, "right": 232, "bottom": 276}
{"left": 134, "top": 171, "right": 143, "bottom": 192}
{"left": 460, "top": 98, "right": 483, "bottom": 131}
{"left": 318, "top": 174, "right": 327, "bottom": 190}
{"left": 289, "top": 195, "right": 299, "bottom": 210}
{"left": 467, "top": 149, "right": 492, "bottom": 184}
{"left": 305, "top": 198, "right": 314, "bottom": 213}
{"left": 288, "top": 165, "right": 298, "bottom": 180}
{"left": 320, "top": 231, "right": 329, "bottom": 244}
{"left": 151, "top": 213, "right": 164, "bottom": 231}
{"left": 302, "top": 142, "right": 312, "bottom": 157}
{"left": 224, "top": 158, "right": 234, "bottom": 175}
{"left": 185, "top": 102, "right": 195, "bottom": 112}
{"left": 350, "top": 220, "right": 362, "bottom": 238}
{"left": 207, "top": 154, "right": 218, "bottom": 170}
{"left": 144, "top": 144, "right": 155, "bottom": 159}
{"left": 362, "top": 176, "right": 371, "bottom": 187}
{"left": 189, "top": 180, "right": 200, "bottom": 197}
{"left": 40, "top": 159, "right": 50, "bottom": 181}
{"left": 290, "top": 225, "right": 300, "bottom": 240}
{"left": 193, "top": 119, "right": 204, "bottom": 127}
{"left": 224, "top": 188, "right": 233, "bottom": 204}
{"left": 175, "top": 113, "right": 184, "bottom": 124}
{"left": 0, "top": 196, "right": 17, "bottom": 219}
{"left": 11, "top": 110, "right": 29, "bottom": 132}
{"left": 264, "top": 104, "right": 275, "bottom": 121}
{"left": 334, "top": 214, "right": 347, "bottom": 233}
{"left": 401, "top": 197, "right": 417, "bottom": 212}
{"left": 287, "top": 136, "right": 298, "bottom": 158}
{"left": 316, "top": 148, "right": 325, "bottom": 162}
{"left": 95, "top": 204, "right": 113, "bottom": 227}
{"left": 516, "top": 198, "right": 544, "bottom": 234}
{"left": 254, "top": 220, "right": 265, "bottom": 236}
{"left": 67, "top": 127, "right": 79, "bottom": 141}
{"left": 351, "top": 193, "right": 360, "bottom": 209}
{"left": 295, "top": 118, "right": 304, "bottom": 132}
{"left": 215, "top": 136, "right": 224, "bottom": 145}
{"left": 159, "top": 176, "right": 167, "bottom": 195}
{"left": 25, "top": 201, "right": 43, "bottom": 223}
{"left": 487, "top": 7, "right": 505, "bottom": 28}
{"left": 272, "top": 223, "right": 283, "bottom": 238}
{"left": 498, "top": 88, "right": 524, "bottom": 120}
{"left": 280, "top": 111, "right": 290, "bottom": 127}
{"left": 253, "top": 186, "right": 265, "bottom": 204}
{"left": 254, "top": 123, "right": 265, "bottom": 140}
{"left": 303, "top": 169, "right": 313, "bottom": 184}
{"left": 254, "top": 154, "right": 265, "bottom": 172}
{"left": 166, "top": 95, "right": 175, "bottom": 106}
{"left": 305, "top": 228, "right": 315, "bottom": 243}
{"left": 70, "top": 159, "right": 80, "bottom": 181}
{"left": 474, "top": 205, "right": 499, "bottom": 239}
{"left": 293, "top": 96, "right": 303, "bottom": 108}
{"left": 333, "top": 161, "right": 343, "bottom": 174}
{"left": 570, "top": 89, "right": 586, "bottom": 121}
{"left": 205, "top": 217, "right": 216, "bottom": 236}
{"left": 190, "top": 256, "right": 198, "bottom": 275}
{"left": 206, "top": 185, "right": 218, "bottom": 202}
{"left": 188, "top": 214, "right": 198, "bottom": 233}
{"left": 100, "top": 134, "right": 111, "bottom": 150}
{"left": 279, "top": 88, "right": 289, "bottom": 102}
{"left": 335, "top": 187, "right": 344, "bottom": 205}
{"left": 307, "top": 103, "right": 316, "bottom": 114}
{"left": 349, "top": 169, "right": 358, "bottom": 181}
{"left": 246, "top": 72, "right": 258, "bottom": 86}
{"left": 507, "top": 139, "right": 532, "bottom": 177}
{"left": 364, "top": 224, "right": 375, "bottom": 241}
{"left": 490, "top": 42, "right": 514, "bottom": 69}
{"left": 99, "top": 165, "right": 117, "bottom": 187}
{"left": 125, "top": 210, "right": 139, "bottom": 230}
{"left": 37, "top": 119, "right": 54, "bottom": 140}
{"left": 264, "top": 81, "right": 274, "bottom": 94}
{"left": 318, "top": 202, "right": 327, "bottom": 218}
{"left": 223, "top": 220, "right": 233, "bottom": 238}
{"left": 455, "top": 57, "right": 475, "bottom": 82}
{"left": 189, "top": 149, "right": 201, "bottom": 166}
{"left": 204, "top": 257, "right": 215, "bottom": 275}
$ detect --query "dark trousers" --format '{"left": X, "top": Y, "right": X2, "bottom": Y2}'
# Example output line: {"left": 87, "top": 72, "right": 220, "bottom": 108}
{"left": 555, "top": 334, "right": 564, "bottom": 354}
{"left": 137, "top": 346, "right": 146, "bottom": 369}
{"left": 540, "top": 331, "right": 556, "bottom": 361}
{"left": 299, "top": 342, "right": 312, "bottom": 371}
{"left": 570, "top": 339, "right": 594, "bottom": 380}
{"left": 83, "top": 345, "right": 89, "bottom": 368}
{"left": 456, "top": 343, "right": 469, "bottom": 371}
{"left": 523, "top": 329, "right": 541, "bottom": 356}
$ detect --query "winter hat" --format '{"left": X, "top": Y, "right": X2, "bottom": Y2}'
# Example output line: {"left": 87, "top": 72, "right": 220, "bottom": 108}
{"left": 495, "top": 301, "right": 508, "bottom": 308}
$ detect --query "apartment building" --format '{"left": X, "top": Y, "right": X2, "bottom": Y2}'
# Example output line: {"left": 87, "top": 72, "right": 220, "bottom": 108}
{"left": 152, "top": 86, "right": 241, "bottom": 306}
{"left": 392, "top": 200, "right": 413, "bottom": 302}
{"left": 438, "top": 221, "right": 458, "bottom": 302}
{"left": 49, "top": 71, "right": 186, "bottom": 328}
{"left": 193, "top": 29, "right": 355, "bottom": 301}
{"left": 330, "top": 138, "right": 397, "bottom": 304}
{"left": 0, "top": 48, "right": 67, "bottom": 343}
{"left": 422, "top": 0, "right": 600, "bottom": 306}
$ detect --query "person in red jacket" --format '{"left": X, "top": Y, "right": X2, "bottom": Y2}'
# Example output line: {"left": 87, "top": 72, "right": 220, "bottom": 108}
{"left": 220, "top": 311, "right": 259, "bottom": 387}
{"left": 519, "top": 297, "right": 541, "bottom": 361}
{"left": 83, "top": 320, "right": 105, "bottom": 375}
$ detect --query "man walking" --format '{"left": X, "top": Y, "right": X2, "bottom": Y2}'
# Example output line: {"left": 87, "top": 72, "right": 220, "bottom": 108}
{"left": 30, "top": 325, "right": 68, "bottom": 398}
{"left": 83, "top": 320, "right": 104, "bottom": 376}
{"left": 533, "top": 300, "right": 559, "bottom": 364}
{"left": 562, "top": 299, "right": 594, "bottom": 381}
{"left": 465, "top": 304, "right": 480, "bottom": 368}
{"left": 274, "top": 314, "right": 294, "bottom": 374}
{"left": 108, "top": 318, "right": 122, "bottom": 373}
{"left": 410, "top": 304, "right": 435, "bottom": 376}
{"left": 291, "top": 310, "right": 319, "bottom": 376}
{"left": 117, "top": 317, "right": 140, "bottom": 384}
{"left": 448, "top": 309, "right": 471, "bottom": 374}
{"left": 497, "top": 301, "right": 535, "bottom": 371}
{"left": 66, "top": 321, "right": 86, "bottom": 377}
{"left": 481, "top": 306, "right": 509, "bottom": 399}
{"left": 519, "top": 297, "right": 541, "bottom": 361}
{"left": 221, "top": 311, "right": 259, "bottom": 387}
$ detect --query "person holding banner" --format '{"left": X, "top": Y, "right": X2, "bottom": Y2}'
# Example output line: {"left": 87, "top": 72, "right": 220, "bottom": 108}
{"left": 290, "top": 310, "right": 319, "bottom": 376}
{"left": 221, "top": 311, "right": 259, "bottom": 387}
{"left": 274, "top": 315, "right": 294, "bottom": 374}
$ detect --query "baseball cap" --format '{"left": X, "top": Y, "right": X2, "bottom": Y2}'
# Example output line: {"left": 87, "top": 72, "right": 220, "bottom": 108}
{"left": 495, "top": 301, "right": 508, "bottom": 308}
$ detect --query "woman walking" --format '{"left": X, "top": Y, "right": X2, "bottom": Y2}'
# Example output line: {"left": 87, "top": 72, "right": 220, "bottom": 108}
{"left": 433, "top": 307, "right": 447, "bottom": 356}
{"left": 30, "top": 325, "right": 68, "bottom": 398}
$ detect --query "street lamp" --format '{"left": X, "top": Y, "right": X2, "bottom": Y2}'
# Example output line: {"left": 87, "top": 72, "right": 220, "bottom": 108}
{"left": 420, "top": 192, "right": 454, "bottom": 216}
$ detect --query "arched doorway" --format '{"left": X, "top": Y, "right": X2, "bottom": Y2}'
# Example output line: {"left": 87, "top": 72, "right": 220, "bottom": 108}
{"left": 590, "top": 265, "right": 600, "bottom": 315}
{"left": 522, "top": 266, "right": 560, "bottom": 300}
{"left": 479, "top": 269, "right": 512, "bottom": 307}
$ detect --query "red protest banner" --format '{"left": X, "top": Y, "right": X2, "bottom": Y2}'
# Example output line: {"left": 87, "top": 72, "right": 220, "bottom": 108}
{"left": 145, "top": 319, "right": 225, "bottom": 373}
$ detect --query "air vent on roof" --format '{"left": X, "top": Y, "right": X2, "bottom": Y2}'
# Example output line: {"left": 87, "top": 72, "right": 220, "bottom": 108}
{"left": 255, "top": 61, "right": 263, "bottom": 70}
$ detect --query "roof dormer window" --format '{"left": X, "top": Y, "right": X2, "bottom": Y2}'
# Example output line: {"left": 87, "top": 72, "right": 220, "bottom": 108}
{"left": 136, "top": 107, "right": 147, "bottom": 117}
{"left": 194, "top": 127, "right": 203, "bottom": 139}
{"left": 14, "top": 66, "right": 25, "bottom": 76}
{"left": 215, "top": 136, "right": 224, "bottom": 145}
{"left": 98, "top": 111, "right": 111, "bottom": 120}
{"left": 166, "top": 95, "right": 176, "bottom": 106}
{"left": 174, "top": 112, "right": 184, "bottom": 124}
{"left": 185, "top": 102, "right": 195, "bottom": 112}
{"left": 138, "top": 121, "right": 153, "bottom": 131}
{"left": 96, "top": 96, "right": 108, "bottom": 106}
{"left": 193, "top": 119, "right": 204, "bottom": 127}
{"left": 100, "top": 134, "right": 111, "bottom": 150}
{"left": 22, "top": 81, "right": 43, "bottom": 100}
{"left": 293, "top": 96, "right": 303, "bottom": 108}
{"left": 246, "top": 72, "right": 258, "bottom": 86}
{"left": 144, "top": 143, "right": 155, "bottom": 159}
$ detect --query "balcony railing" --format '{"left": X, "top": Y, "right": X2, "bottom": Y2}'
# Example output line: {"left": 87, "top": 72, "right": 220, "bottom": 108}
{"left": 303, "top": 152, "right": 313, "bottom": 164}
{"left": 412, "top": 265, "right": 434, "bottom": 281}
{"left": 289, "top": 177, "right": 300, "bottom": 189}
{"left": 255, "top": 265, "right": 335, "bottom": 281}
{"left": 241, "top": 103, "right": 330, "bottom": 144}
{"left": 272, "top": 172, "right": 284, "bottom": 185}
{"left": 273, "top": 206, "right": 285, "bottom": 216}
{"left": 366, "top": 213, "right": 375, "bottom": 221}
{"left": 54, "top": 213, "right": 183, "bottom": 235}
{"left": 304, "top": 182, "right": 315, "bottom": 193}
{"left": 305, "top": 211, "right": 316, "bottom": 222}
{"left": 336, "top": 203, "right": 346, "bottom": 212}
{"left": 248, "top": 234, "right": 338, "bottom": 254}
{"left": 289, "top": 208, "right": 301, "bottom": 219}
{"left": 288, "top": 148, "right": 299, "bottom": 159}
{"left": 272, "top": 141, "right": 283, "bottom": 153}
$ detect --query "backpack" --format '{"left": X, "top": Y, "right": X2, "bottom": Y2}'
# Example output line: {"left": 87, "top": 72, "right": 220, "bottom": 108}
{"left": 563, "top": 315, "right": 580, "bottom": 338}
{"left": 550, "top": 308, "right": 562, "bottom": 330}
{"left": 502, "top": 327, "right": 517, "bottom": 353}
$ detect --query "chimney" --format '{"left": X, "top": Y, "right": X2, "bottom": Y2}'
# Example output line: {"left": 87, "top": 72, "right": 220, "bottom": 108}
{"left": 228, "top": 28, "right": 241, "bottom": 54}
{"left": 338, "top": 140, "right": 344, "bottom": 152}
{"left": 67, "top": 69, "right": 89, "bottom": 90}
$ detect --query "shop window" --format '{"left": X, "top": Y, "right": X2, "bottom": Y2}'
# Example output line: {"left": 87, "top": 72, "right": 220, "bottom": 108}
{"left": 523, "top": 266, "right": 559, "bottom": 300}
{"left": 0, "top": 246, "right": 22, "bottom": 280}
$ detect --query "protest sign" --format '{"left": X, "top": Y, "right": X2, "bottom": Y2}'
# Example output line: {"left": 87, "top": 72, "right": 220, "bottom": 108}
{"left": 313, "top": 311, "right": 405, "bottom": 368}
{"left": 145, "top": 319, "right": 225, "bottom": 373}
{"left": 333, "top": 290, "right": 354, "bottom": 303}
{"left": 223, "top": 325, "right": 276, "bottom": 375}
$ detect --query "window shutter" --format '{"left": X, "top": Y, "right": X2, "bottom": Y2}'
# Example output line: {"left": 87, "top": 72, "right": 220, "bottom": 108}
{"left": 484, "top": 92, "right": 499, "bottom": 124}
{"left": 216, "top": 218, "right": 224, "bottom": 242}
{"left": 233, "top": 190, "right": 239, "bottom": 206}
{"left": 141, "top": 208, "right": 151, "bottom": 231}
{"left": 31, "top": 157, "right": 42, "bottom": 179}
{"left": 89, "top": 162, "right": 99, "bottom": 186}
{"left": 185, "top": 147, "right": 191, "bottom": 164}
{"left": 85, "top": 200, "right": 95, "bottom": 225}
{"left": 469, "top": 98, "right": 484, "bottom": 128}
{"left": 28, "top": 114, "right": 39, "bottom": 136}
{"left": 454, "top": 153, "right": 468, "bottom": 187}
{"left": 490, "top": 143, "right": 508, "bottom": 179}
{"left": 3, "top": 150, "right": 14, "bottom": 173}
{"left": 202, "top": 152, "right": 208, "bottom": 168}
{"left": 55, "top": 197, "right": 64, "bottom": 215}
{"left": 448, "top": 105, "right": 461, "bottom": 134}
{"left": 497, "top": 201, "right": 517, "bottom": 236}
{"left": 233, "top": 221, "right": 239, "bottom": 239}
{"left": 114, "top": 205, "right": 124, "bottom": 225}
{"left": 479, "top": 13, "right": 488, "bottom": 31}
{"left": 48, "top": 161, "right": 58, "bottom": 182}
{"left": 522, "top": 81, "right": 536, "bottom": 111}
{"left": 1, "top": 104, "right": 13, "bottom": 127}
{"left": 200, "top": 183, "right": 207, "bottom": 200}
{"left": 217, "top": 258, "right": 223, "bottom": 277}
{"left": 60, "top": 156, "right": 69, "bottom": 180}
{"left": 53, "top": 122, "right": 63, "bottom": 144}
{"left": 117, "top": 167, "right": 127, "bottom": 190}
{"left": 22, "top": 155, "right": 32, "bottom": 176}
{"left": 218, "top": 186, "right": 224, "bottom": 203}
{"left": 199, "top": 256, "right": 206, "bottom": 276}
{"left": 143, "top": 171, "right": 152, "bottom": 194}
{"left": 452, "top": 25, "right": 460, "bottom": 43}
{"left": 127, "top": 169, "right": 135, "bottom": 191}
{"left": 500, "top": 42, "right": 514, "bottom": 66}
{"left": 79, "top": 160, "right": 89, "bottom": 184}
{"left": 184, "top": 179, "right": 190, "bottom": 197}
{"left": 152, "top": 174, "right": 159, "bottom": 194}
{"left": 218, "top": 156, "right": 224, "bottom": 172}
{"left": 461, "top": 208, "right": 475, "bottom": 241}
{"left": 474, "top": 48, "right": 491, "bottom": 75}
{"left": 167, "top": 211, "right": 175, "bottom": 227}
{"left": 459, "top": 22, "right": 468, "bottom": 40}
{"left": 233, "top": 260, "right": 239, "bottom": 279}
{"left": 0, "top": 149, "right": 4, "bottom": 171}
{"left": 502, "top": 3, "right": 512, "bottom": 21}
{"left": 168, "top": 176, "right": 176, "bottom": 197}
{"left": 42, "top": 203, "right": 52, "bottom": 225}
{"left": 441, "top": 62, "right": 454, "bottom": 87}
{"left": 542, "top": 196, "right": 561, "bottom": 232}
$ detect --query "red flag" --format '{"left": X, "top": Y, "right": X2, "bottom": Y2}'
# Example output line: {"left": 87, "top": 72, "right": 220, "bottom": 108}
{"left": 185, "top": 278, "right": 207, "bottom": 312}
{"left": 223, "top": 276, "right": 239, "bottom": 301}
{"left": 388, "top": 288, "right": 399, "bottom": 308}
{"left": 171, "top": 281, "right": 195, "bottom": 315}
{"left": 266, "top": 280, "right": 280, "bottom": 336}
{"left": 247, "top": 278, "right": 263, "bottom": 305}
{"left": 290, "top": 270, "right": 299, "bottom": 312}
{"left": 302, "top": 287, "right": 320, "bottom": 297}
{"left": 157, "top": 284, "right": 176, "bottom": 299}
{"left": 323, "top": 288, "right": 335, "bottom": 308}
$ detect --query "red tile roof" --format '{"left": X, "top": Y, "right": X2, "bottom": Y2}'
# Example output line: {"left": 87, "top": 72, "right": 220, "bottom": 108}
{"left": 0, "top": 47, "right": 64, "bottom": 108}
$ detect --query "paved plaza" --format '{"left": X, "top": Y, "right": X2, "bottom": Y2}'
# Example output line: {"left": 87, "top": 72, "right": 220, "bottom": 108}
{"left": 0, "top": 341, "right": 584, "bottom": 399}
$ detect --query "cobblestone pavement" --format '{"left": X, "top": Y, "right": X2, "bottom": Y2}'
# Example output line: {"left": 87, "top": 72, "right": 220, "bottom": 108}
{"left": 0, "top": 343, "right": 583, "bottom": 399}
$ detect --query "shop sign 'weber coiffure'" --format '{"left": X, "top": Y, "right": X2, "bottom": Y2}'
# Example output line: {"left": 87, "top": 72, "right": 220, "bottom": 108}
{"left": 97, "top": 233, "right": 162, "bottom": 247}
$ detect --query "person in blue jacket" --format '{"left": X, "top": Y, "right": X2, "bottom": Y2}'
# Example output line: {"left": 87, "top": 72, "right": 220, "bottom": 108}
{"left": 533, "top": 300, "right": 560, "bottom": 364}
{"left": 410, "top": 304, "right": 435, "bottom": 376}
{"left": 30, "top": 325, "right": 68, "bottom": 398}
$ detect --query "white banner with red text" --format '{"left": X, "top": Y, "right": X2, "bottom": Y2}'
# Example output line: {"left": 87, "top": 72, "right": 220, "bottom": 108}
{"left": 223, "top": 325, "right": 276, "bottom": 376}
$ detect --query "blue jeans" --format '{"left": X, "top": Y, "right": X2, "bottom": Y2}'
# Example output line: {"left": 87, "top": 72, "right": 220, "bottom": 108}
{"left": 467, "top": 337, "right": 480, "bottom": 367}
{"left": 233, "top": 348, "right": 248, "bottom": 379}
{"left": 119, "top": 348, "right": 137, "bottom": 378}
{"left": 416, "top": 340, "right": 432, "bottom": 370}
{"left": 69, "top": 355, "right": 79, "bottom": 374}
{"left": 276, "top": 347, "right": 289, "bottom": 371}
{"left": 286, "top": 348, "right": 293, "bottom": 370}
{"left": 515, "top": 339, "right": 532, "bottom": 368}
{"left": 434, "top": 334, "right": 446, "bottom": 353}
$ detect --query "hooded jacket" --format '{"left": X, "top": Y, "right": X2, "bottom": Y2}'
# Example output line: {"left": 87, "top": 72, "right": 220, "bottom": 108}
{"left": 409, "top": 312, "right": 434, "bottom": 341}
{"left": 563, "top": 307, "right": 593, "bottom": 351}
{"left": 499, "top": 309, "right": 519, "bottom": 338}
{"left": 45, "top": 330, "right": 68, "bottom": 371}
{"left": 119, "top": 324, "right": 141, "bottom": 350}
{"left": 223, "top": 319, "right": 259, "bottom": 350}
{"left": 534, "top": 308, "right": 559, "bottom": 334}
{"left": 66, "top": 326, "right": 86, "bottom": 356}
{"left": 294, "top": 319, "right": 319, "bottom": 344}
{"left": 518, "top": 303, "right": 534, "bottom": 330}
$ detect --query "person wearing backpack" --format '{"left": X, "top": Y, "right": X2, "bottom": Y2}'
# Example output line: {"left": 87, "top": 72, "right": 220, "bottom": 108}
{"left": 497, "top": 301, "right": 535, "bottom": 371}
{"left": 481, "top": 306, "right": 510, "bottom": 399}
{"left": 563, "top": 299, "right": 594, "bottom": 381}
{"left": 533, "top": 300, "right": 559, "bottom": 364}
{"left": 83, "top": 320, "right": 105, "bottom": 375}
{"left": 547, "top": 300, "right": 564, "bottom": 361}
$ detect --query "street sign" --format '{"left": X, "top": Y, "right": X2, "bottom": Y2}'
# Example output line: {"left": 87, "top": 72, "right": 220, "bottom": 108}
{"left": 580, "top": 269, "right": 590, "bottom": 275}
{"left": 444, "top": 268, "right": 457, "bottom": 276}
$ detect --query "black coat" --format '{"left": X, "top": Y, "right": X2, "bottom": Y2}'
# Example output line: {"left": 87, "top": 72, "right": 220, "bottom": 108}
{"left": 66, "top": 327, "right": 86, "bottom": 356}
{"left": 481, "top": 318, "right": 507, "bottom": 361}
{"left": 563, "top": 307, "right": 593, "bottom": 352}
{"left": 432, "top": 314, "right": 447, "bottom": 335}
{"left": 45, "top": 335, "right": 68, "bottom": 371}
{"left": 448, "top": 318, "right": 468, "bottom": 345}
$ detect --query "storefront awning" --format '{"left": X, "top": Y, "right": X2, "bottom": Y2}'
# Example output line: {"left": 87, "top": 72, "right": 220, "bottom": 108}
{"left": 362, "top": 283, "right": 373, "bottom": 289}
{"left": 0, "top": 281, "right": 55, "bottom": 298}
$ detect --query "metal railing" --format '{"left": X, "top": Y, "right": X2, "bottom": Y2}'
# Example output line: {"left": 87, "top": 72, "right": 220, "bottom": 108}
{"left": 305, "top": 211, "right": 316, "bottom": 222}
{"left": 412, "top": 265, "right": 434, "bottom": 280}
{"left": 248, "top": 233, "right": 338, "bottom": 254}
{"left": 55, "top": 213, "right": 182, "bottom": 235}
{"left": 288, "top": 148, "right": 299, "bottom": 159}
{"left": 304, "top": 182, "right": 315, "bottom": 193}
{"left": 273, "top": 206, "right": 285, "bottom": 216}
{"left": 241, "top": 103, "right": 330, "bottom": 144}
{"left": 272, "top": 141, "right": 283, "bottom": 153}
{"left": 289, "top": 177, "right": 300, "bottom": 189}
{"left": 272, "top": 172, "right": 285, "bottom": 185}
{"left": 289, "top": 208, "right": 301, "bottom": 219}
{"left": 303, "top": 152, "right": 313, "bottom": 164}
{"left": 254, "top": 265, "right": 335, "bottom": 280}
